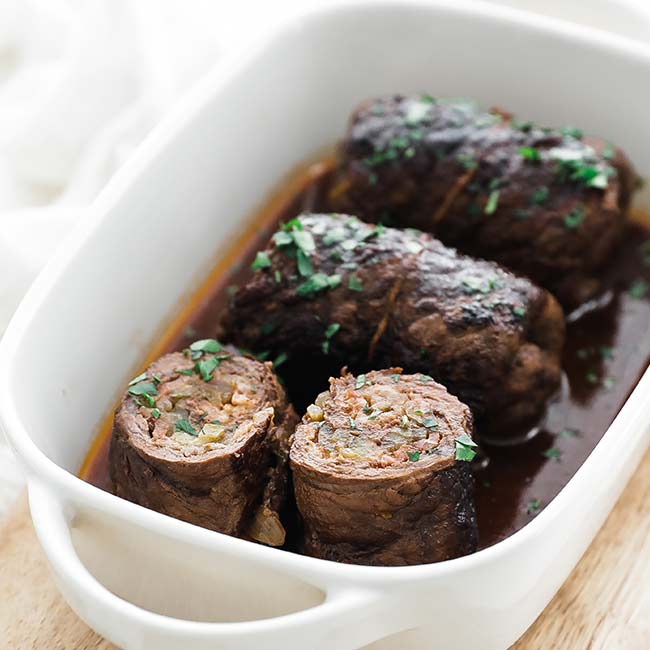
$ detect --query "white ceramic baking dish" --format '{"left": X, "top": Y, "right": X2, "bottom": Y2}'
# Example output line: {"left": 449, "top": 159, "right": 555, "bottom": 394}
{"left": 2, "top": 1, "right": 650, "bottom": 648}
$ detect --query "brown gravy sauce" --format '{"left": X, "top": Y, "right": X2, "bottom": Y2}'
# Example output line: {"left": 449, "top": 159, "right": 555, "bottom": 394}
{"left": 80, "top": 159, "right": 650, "bottom": 551}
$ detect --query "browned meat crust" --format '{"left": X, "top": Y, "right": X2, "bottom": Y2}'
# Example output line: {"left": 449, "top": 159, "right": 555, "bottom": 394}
{"left": 109, "top": 344, "right": 298, "bottom": 545}
{"left": 290, "top": 368, "right": 477, "bottom": 565}
{"left": 221, "top": 213, "right": 565, "bottom": 437}
{"left": 330, "top": 95, "right": 637, "bottom": 306}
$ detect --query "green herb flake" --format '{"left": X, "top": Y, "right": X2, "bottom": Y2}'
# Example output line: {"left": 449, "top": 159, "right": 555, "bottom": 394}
{"left": 349, "top": 417, "right": 357, "bottom": 430}
{"left": 273, "top": 352, "right": 289, "bottom": 369}
{"left": 455, "top": 433, "right": 478, "bottom": 462}
{"left": 602, "top": 144, "right": 614, "bottom": 160}
{"left": 419, "top": 374, "right": 433, "bottom": 383}
{"left": 355, "top": 374, "right": 367, "bottom": 390}
{"left": 599, "top": 346, "right": 614, "bottom": 361}
{"left": 251, "top": 251, "right": 272, "bottom": 270}
{"left": 391, "top": 373, "right": 400, "bottom": 383}
{"left": 324, "top": 322, "right": 340, "bottom": 339}
{"left": 543, "top": 447, "right": 562, "bottom": 461}
{"left": 603, "top": 377, "right": 615, "bottom": 390}
{"left": 274, "top": 270, "right": 282, "bottom": 284}
{"left": 296, "top": 273, "right": 340, "bottom": 298}
{"left": 175, "top": 419, "right": 198, "bottom": 436}
{"left": 348, "top": 275, "right": 363, "bottom": 292}
{"left": 629, "top": 278, "right": 649, "bottom": 299}
{"left": 457, "top": 152, "right": 477, "bottom": 170}
{"left": 559, "top": 428, "right": 579, "bottom": 438}
{"left": 586, "top": 371, "right": 599, "bottom": 384}
{"left": 296, "top": 249, "right": 313, "bottom": 277}
{"left": 484, "top": 189, "right": 500, "bottom": 215}
{"left": 261, "top": 321, "right": 276, "bottom": 336}
{"left": 422, "top": 417, "right": 438, "bottom": 430}
{"left": 519, "top": 146, "right": 541, "bottom": 162}
{"left": 407, "top": 450, "right": 421, "bottom": 462}
{"left": 561, "top": 126, "right": 583, "bottom": 140}
{"left": 128, "top": 372, "right": 148, "bottom": 387}
{"left": 401, "top": 414, "right": 409, "bottom": 429}
{"left": 530, "top": 186, "right": 549, "bottom": 205}
{"left": 151, "top": 408, "right": 161, "bottom": 419}
{"left": 564, "top": 204, "right": 585, "bottom": 230}
{"left": 512, "top": 305, "right": 526, "bottom": 318}
{"left": 321, "top": 322, "right": 341, "bottom": 354}
{"left": 526, "top": 498, "right": 542, "bottom": 515}
{"left": 189, "top": 339, "right": 222, "bottom": 354}
{"left": 175, "top": 368, "right": 194, "bottom": 376}
{"left": 195, "top": 356, "right": 220, "bottom": 382}
{"left": 128, "top": 381, "right": 158, "bottom": 398}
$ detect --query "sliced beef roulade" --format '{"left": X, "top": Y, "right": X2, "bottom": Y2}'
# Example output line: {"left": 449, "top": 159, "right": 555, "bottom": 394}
{"left": 110, "top": 341, "right": 298, "bottom": 546}
{"left": 290, "top": 368, "right": 478, "bottom": 565}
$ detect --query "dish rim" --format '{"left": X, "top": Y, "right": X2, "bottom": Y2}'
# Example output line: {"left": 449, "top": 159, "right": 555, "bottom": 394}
{"left": 1, "top": 0, "right": 650, "bottom": 587}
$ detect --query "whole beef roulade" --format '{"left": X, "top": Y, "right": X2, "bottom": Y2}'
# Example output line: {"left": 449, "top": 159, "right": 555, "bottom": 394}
{"left": 109, "top": 341, "right": 298, "bottom": 546}
{"left": 290, "top": 368, "right": 478, "bottom": 565}
{"left": 329, "top": 95, "right": 637, "bottom": 306}
{"left": 222, "top": 213, "right": 565, "bottom": 437}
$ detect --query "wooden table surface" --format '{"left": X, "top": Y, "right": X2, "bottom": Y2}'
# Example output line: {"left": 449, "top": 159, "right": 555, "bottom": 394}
{"left": 3, "top": 452, "right": 650, "bottom": 650}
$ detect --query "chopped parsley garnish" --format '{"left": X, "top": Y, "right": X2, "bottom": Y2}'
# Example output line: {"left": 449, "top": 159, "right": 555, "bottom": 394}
{"left": 273, "top": 352, "right": 288, "bottom": 369}
{"left": 151, "top": 408, "right": 161, "bottom": 419}
{"left": 355, "top": 374, "right": 367, "bottom": 390}
{"left": 561, "top": 126, "right": 583, "bottom": 140}
{"left": 526, "top": 498, "right": 541, "bottom": 515}
{"left": 348, "top": 276, "right": 363, "bottom": 292}
{"left": 322, "top": 322, "right": 341, "bottom": 354}
{"left": 600, "top": 346, "right": 614, "bottom": 361}
{"left": 455, "top": 433, "right": 478, "bottom": 462}
{"left": 543, "top": 447, "right": 562, "bottom": 461}
{"left": 603, "top": 377, "right": 615, "bottom": 390}
{"left": 175, "top": 368, "right": 194, "bottom": 376}
{"left": 422, "top": 417, "right": 438, "bottom": 429}
{"left": 128, "top": 381, "right": 158, "bottom": 401}
{"left": 419, "top": 374, "right": 433, "bottom": 382}
{"left": 519, "top": 146, "right": 541, "bottom": 162}
{"left": 128, "top": 372, "right": 147, "bottom": 387}
{"left": 586, "top": 371, "right": 599, "bottom": 384}
{"left": 530, "top": 186, "right": 549, "bottom": 205}
{"left": 190, "top": 339, "right": 222, "bottom": 355}
{"left": 558, "top": 428, "right": 579, "bottom": 438}
{"left": 296, "top": 273, "right": 340, "bottom": 297}
{"left": 348, "top": 417, "right": 357, "bottom": 429}
{"left": 553, "top": 150, "right": 611, "bottom": 189}
{"left": 602, "top": 144, "right": 614, "bottom": 160}
{"left": 401, "top": 414, "right": 409, "bottom": 429}
{"left": 629, "top": 278, "right": 649, "bottom": 299}
{"left": 196, "top": 356, "right": 220, "bottom": 382}
{"left": 391, "top": 373, "right": 400, "bottom": 383}
{"left": 512, "top": 305, "right": 526, "bottom": 318}
{"left": 457, "top": 152, "right": 478, "bottom": 170}
{"left": 296, "top": 249, "right": 313, "bottom": 277}
{"left": 484, "top": 189, "right": 500, "bottom": 215}
{"left": 564, "top": 204, "right": 585, "bottom": 230}
{"left": 175, "top": 419, "right": 198, "bottom": 436}
{"left": 251, "top": 251, "right": 271, "bottom": 270}
{"left": 407, "top": 450, "right": 421, "bottom": 462}
{"left": 274, "top": 270, "right": 282, "bottom": 284}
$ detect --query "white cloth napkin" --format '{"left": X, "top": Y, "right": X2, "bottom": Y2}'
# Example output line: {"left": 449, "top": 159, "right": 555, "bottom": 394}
{"left": 0, "top": 0, "right": 648, "bottom": 515}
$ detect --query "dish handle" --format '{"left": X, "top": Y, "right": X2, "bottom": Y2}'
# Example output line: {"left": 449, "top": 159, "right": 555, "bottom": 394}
{"left": 28, "top": 482, "right": 410, "bottom": 650}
